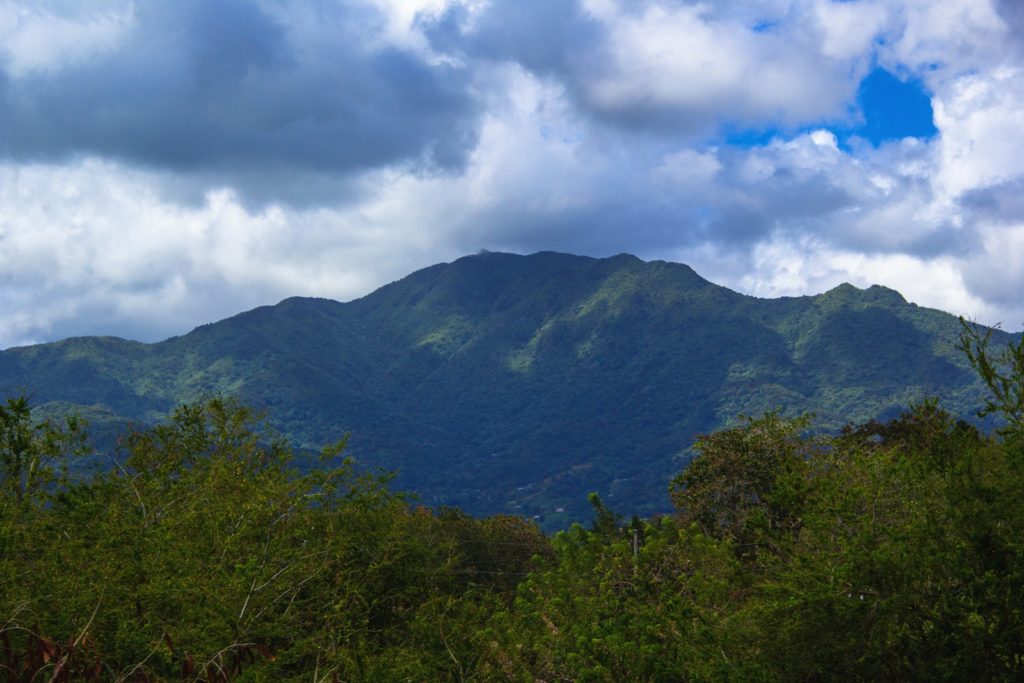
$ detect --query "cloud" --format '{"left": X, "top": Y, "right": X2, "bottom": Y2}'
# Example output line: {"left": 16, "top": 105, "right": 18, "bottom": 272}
{"left": 932, "top": 67, "right": 1024, "bottom": 196}
{"left": 0, "top": 0, "right": 479, "bottom": 204}
{"left": 425, "top": 0, "right": 872, "bottom": 136}
{"left": 1, "top": 58, "right": 1016, "bottom": 348}
{"left": 995, "top": 0, "right": 1024, "bottom": 55}
{"left": 579, "top": 2, "right": 864, "bottom": 132}
{"left": 426, "top": 0, "right": 596, "bottom": 79}
{"left": 882, "top": 0, "right": 1007, "bottom": 76}
{"left": 0, "top": 0, "right": 133, "bottom": 77}
{"left": 814, "top": 0, "right": 890, "bottom": 61}
{"left": 0, "top": 156, "right": 457, "bottom": 348}
{"left": 962, "top": 223, "right": 1024, "bottom": 315}
{"left": 3, "top": 0, "right": 1024, "bottom": 349}
{"left": 961, "top": 177, "right": 1024, "bottom": 223}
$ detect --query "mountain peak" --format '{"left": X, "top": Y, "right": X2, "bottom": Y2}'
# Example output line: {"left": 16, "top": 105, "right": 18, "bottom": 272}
{"left": 819, "top": 282, "right": 906, "bottom": 306}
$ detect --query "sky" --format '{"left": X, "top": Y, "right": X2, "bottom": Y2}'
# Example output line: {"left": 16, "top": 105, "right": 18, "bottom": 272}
{"left": 2, "top": 0, "right": 1024, "bottom": 348}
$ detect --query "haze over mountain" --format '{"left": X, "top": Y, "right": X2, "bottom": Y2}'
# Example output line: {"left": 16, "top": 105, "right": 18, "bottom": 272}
{"left": 0, "top": 251, "right": 1011, "bottom": 524}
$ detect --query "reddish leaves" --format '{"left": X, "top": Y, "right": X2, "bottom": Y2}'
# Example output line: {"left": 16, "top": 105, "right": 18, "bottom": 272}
{"left": 0, "top": 628, "right": 101, "bottom": 683}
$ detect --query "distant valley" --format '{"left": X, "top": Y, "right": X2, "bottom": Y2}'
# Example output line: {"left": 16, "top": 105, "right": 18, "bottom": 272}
{"left": 0, "top": 251, "right": 1014, "bottom": 525}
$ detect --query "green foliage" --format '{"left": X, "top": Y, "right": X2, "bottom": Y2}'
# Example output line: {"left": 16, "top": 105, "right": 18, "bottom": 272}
{"left": 0, "top": 395, "right": 547, "bottom": 681}
{"left": 751, "top": 403, "right": 1022, "bottom": 680}
{"left": 0, "top": 395, "right": 89, "bottom": 507}
{"left": 958, "top": 318, "right": 1024, "bottom": 437}
{"left": 483, "top": 401, "right": 1023, "bottom": 681}
{"left": 670, "top": 413, "right": 816, "bottom": 553}
{"left": 478, "top": 517, "right": 753, "bottom": 682}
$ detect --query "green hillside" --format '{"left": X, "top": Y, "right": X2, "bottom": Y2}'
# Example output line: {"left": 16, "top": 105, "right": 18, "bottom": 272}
{"left": 0, "top": 251, "right": 1012, "bottom": 524}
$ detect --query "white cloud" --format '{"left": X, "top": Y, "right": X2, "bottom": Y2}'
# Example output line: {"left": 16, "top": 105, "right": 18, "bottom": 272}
{"left": 0, "top": 159, "right": 437, "bottom": 347}
{"left": 933, "top": 67, "right": 1024, "bottom": 196}
{"left": 963, "top": 222, "right": 1024, "bottom": 320}
{"left": 360, "top": 0, "right": 468, "bottom": 54}
{"left": 814, "top": 0, "right": 889, "bottom": 61}
{"left": 884, "top": 0, "right": 1006, "bottom": 75}
{"left": 0, "top": 1, "right": 133, "bottom": 77}
{"left": 651, "top": 149, "right": 722, "bottom": 191}
{"left": 578, "top": 1, "right": 864, "bottom": 131}
{"left": 736, "top": 236, "right": 994, "bottom": 321}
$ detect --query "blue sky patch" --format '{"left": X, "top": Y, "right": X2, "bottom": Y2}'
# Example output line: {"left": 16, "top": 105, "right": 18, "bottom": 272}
{"left": 720, "top": 127, "right": 780, "bottom": 147}
{"left": 718, "top": 67, "right": 937, "bottom": 151}
{"left": 848, "top": 68, "right": 938, "bottom": 145}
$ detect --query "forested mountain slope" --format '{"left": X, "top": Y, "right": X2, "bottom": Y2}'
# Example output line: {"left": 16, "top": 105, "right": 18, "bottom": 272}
{"left": 0, "top": 251, "right": 1012, "bottom": 523}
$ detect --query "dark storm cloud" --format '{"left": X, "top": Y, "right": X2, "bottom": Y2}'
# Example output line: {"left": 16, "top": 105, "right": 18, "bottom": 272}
{"left": 0, "top": 0, "right": 478, "bottom": 203}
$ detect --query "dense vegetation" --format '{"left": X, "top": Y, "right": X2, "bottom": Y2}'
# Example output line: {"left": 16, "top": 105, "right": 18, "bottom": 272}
{"left": 1, "top": 251, "right": 1016, "bottom": 525}
{"left": 2, "top": 323, "right": 1022, "bottom": 681}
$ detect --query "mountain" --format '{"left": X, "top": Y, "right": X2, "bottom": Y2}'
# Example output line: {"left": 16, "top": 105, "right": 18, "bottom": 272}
{"left": 0, "top": 251, "right": 1013, "bottom": 525}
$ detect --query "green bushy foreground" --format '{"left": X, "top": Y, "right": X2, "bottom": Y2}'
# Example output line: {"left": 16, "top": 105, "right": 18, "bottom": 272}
{"left": 2, "top": 324, "right": 1023, "bottom": 682}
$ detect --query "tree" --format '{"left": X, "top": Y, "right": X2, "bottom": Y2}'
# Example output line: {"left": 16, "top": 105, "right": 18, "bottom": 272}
{"left": 670, "top": 413, "right": 817, "bottom": 557}
{"left": 1, "top": 396, "right": 373, "bottom": 681}
{"left": 0, "top": 395, "right": 88, "bottom": 508}
{"left": 958, "top": 319, "right": 1024, "bottom": 440}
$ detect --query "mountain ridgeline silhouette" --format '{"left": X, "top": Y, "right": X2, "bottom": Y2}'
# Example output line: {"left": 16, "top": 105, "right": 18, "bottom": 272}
{"left": 0, "top": 252, "right": 1011, "bottom": 524}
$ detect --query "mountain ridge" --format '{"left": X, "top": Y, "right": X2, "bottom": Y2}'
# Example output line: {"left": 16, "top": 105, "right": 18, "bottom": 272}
{"left": 0, "top": 251, "right": 1014, "bottom": 525}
